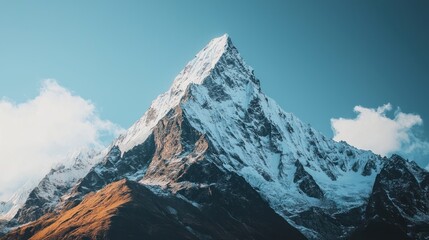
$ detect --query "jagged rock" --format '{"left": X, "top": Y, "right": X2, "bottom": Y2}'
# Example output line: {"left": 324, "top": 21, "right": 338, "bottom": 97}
{"left": 352, "top": 155, "right": 429, "bottom": 239}
{"left": 294, "top": 161, "right": 324, "bottom": 199}
{"left": 362, "top": 158, "right": 377, "bottom": 176}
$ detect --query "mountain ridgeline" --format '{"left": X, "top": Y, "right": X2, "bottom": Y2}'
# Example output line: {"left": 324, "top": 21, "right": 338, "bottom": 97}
{"left": 1, "top": 34, "right": 428, "bottom": 240}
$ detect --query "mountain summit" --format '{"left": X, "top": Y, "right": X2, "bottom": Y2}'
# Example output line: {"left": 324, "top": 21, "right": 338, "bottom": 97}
{"left": 115, "top": 33, "right": 254, "bottom": 154}
{"left": 2, "top": 35, "right": 428, "bottom": 240}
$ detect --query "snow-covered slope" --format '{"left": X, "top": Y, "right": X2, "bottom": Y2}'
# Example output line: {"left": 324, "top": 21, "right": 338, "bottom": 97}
{"left": 0, "top": 180, "right": 37, "bottom": 221}
{"left": 179, "top": 35, "right": 382, "bottom": 213}
{"left": 115, "top": 35, "right": 230, "bottom": 154}
{"left": 11, "top": 147, "right": 105, "bottom": 224}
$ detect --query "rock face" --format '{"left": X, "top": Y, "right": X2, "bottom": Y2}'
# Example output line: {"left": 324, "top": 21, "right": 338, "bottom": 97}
{"left": 351, "top": 155, "right": 429, "bottom": 240}
{"left": 1, "top": 34, "right": 428, "bottom": 240}
{"left": 3, "top": 179, "right": 306, "bottom": 240}
{"left": 293, "top": 160, "right": 324, "bottom": 199}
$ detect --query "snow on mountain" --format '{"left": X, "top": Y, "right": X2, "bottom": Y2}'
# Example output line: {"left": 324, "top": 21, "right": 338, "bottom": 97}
{"left": 10, "top": 147, "right": 105, "bottom": 224}
{"left": 140, "top": 34, "right": 386, "bottom": 238}
{"left": 6, "top": 34, "right": 426, "bottom": 240}
{"left": 181, "top": 35, "right": 382, "bottom": 210}
{"left": 115, "top": 34, "right": 231, "bottom": 154}
{"left": 126, "top": 36, "right": 381, "bottom": 204}
{"left": 83, "top": 34, "right": 386, "bottom": 238}
{"left": 0, "top": 179, "right": 37, "bottom": 221}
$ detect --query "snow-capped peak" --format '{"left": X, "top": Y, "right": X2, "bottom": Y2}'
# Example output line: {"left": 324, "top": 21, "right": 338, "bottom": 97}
{"left": 114, "top": 33, "right": 381, "bottom": 220}
{"left": 0, "top": 179, "right": 37, "bottom": 221}
{"left": 0, "top": 147, "right": 105, "bottom": 223}
{"left": 115, "top": 34, "right": 246, "bottom": 153}
{"left": 170, "top": 33, "right": 230, "bottom": 93}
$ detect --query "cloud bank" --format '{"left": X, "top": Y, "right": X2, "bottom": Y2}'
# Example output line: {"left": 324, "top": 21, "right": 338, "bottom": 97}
{"left": 331, "top": 104, "right": 429, "bottom": 161}
{"left": 0, "top": 80, "right": 123, "bottom": 201}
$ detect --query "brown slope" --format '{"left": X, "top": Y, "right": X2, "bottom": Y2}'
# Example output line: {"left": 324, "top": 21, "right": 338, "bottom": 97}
{"left": 2, "top": 179, "right": 307, "bottom": 240}
{"left": 2, "top": 179, "right": 194, "bottom": 240}
{"left": 2, "top": 179, "right": 124, "bottom": 240}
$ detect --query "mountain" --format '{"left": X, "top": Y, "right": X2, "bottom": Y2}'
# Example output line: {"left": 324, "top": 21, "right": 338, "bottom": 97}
{"left": 4, "top": 177, "right": 306, "bottom": 240}
{"left": 0, "top": 147, "right": 104, "bottom": 235}
{"left": 2, "top": 34, "right": 428, "bottom": 239}
{"left": 351, "top": 155, "right": 429, "bottom": 240}
{"left": 0, "top": 180, "right": 37, "bottom": 222}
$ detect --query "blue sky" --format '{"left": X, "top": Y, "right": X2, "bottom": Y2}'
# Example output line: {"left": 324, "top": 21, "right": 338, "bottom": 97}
{"left": 0, "top": 1, "right": 428, "bottom": 168}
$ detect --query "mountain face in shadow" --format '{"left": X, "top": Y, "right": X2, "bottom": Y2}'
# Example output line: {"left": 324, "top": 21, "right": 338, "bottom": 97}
{"left": 4, "top": 179, "right": 306, "bottom": 240}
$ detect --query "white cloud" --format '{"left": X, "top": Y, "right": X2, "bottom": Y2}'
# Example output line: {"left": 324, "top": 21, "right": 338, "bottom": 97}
{"left": 331, "top": 103, "right": 429, "bottom": 157}
{"left": 0, "top": 80, "right": 123, "bottom": 201}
